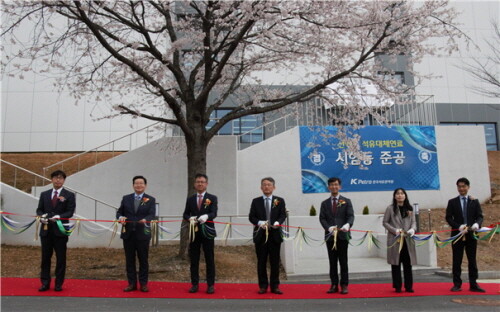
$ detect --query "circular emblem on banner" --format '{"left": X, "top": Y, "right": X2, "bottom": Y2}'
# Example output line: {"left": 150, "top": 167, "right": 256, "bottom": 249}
{"left": 418, "top": 150, "right": 432, "bottom": 164}
{"left": 310, "top": 151, "right": 325, "bottom": 166}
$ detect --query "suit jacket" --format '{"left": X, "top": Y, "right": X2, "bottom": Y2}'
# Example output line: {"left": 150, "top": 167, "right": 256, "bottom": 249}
{"left": 249, "top": 195, "right": 287, "bottom": 244}
{"left": 116, "top": 193, "right": 156, "bottom": 240}
{"left": 36, "top": 188, "right": 76, "bottom": 237}
{"left": 445, "top": 195, "right": 483, "bottom": 237}
{"left": 382, "top": 204, "right": 417, "bottom": 265}
{"left": 319, "top": 195, "right": 355, "bottom": 241}
{"left": 183, "top": 192, "right": 218, "bottom": 237}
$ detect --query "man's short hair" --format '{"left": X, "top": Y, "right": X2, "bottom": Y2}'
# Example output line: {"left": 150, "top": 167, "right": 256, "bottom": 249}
{"left": 50, "top": 170, "right": 66, "bottom": 179}
{"left": 328, "top": 177, "right": 342, "bottom": 185}
{"left": 133, "top": 175, "right": 147, "bottom": 184}
{"left": 261, "top": 177, "right": 275, "bottom": 185}
{"left": 195, "top": 173, "right": 208, "bottom": 181}
{"left": 456, "top": 177, "right": 470, "bottom": 186}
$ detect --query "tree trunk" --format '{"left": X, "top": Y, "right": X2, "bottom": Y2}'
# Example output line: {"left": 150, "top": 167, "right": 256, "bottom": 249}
{"left": 177, "top": 131, "right": 209, "bottom": 259}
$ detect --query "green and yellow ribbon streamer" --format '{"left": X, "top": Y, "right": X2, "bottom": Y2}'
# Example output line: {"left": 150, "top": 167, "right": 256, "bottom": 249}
{"left": 201, "top": 223, "right": 215, "bottom": 239}
{"left": 55, "top": 220, "right": 72, "bottom": 236}
{"left": 452, "top": 226, "right": 468, "bottom": 244}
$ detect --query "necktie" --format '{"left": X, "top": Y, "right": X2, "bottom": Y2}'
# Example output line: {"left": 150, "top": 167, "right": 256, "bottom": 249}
{"left": 462, "top": 196, "right": 468, "bottom": 224}
{"left": 265, "top": 197, "right": 271, "bottom": 221}
{"left": 52, "top": 191, "right": 58, "bottom": 207}
{"left": 198, "top": 194, "right": 203, "bottom": 210}
{"left": 134, "top": 195, "right": 141, "bottom": 213}
{"left": 332, "top": 197, "right": 337, "bottom": 216}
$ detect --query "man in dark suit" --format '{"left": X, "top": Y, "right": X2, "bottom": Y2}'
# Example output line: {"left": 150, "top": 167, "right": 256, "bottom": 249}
{"left": 249, "top": 177, "right": 287, "bottom": 295}
{"left": 116, "top": 175, "right": 156, "bottom": 292}
{"left": 36, "top": 170, "right": 76, "bottom": 292}
{"left": 319, "top": 177, "right": 355, "bottom": 295}
{"left": 445, "top": 177, "right": 485, "bottom": 293}
{"left": 182, "top": 173, "right": 218, "bottom": 294}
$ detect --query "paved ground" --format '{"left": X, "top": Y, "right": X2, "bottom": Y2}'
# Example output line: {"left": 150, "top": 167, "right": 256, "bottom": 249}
{"left": 2, "top": 295, "right": 498, "bottom": 312}
{"left": 2, "top": 274, "right": 498, "bottom": 312}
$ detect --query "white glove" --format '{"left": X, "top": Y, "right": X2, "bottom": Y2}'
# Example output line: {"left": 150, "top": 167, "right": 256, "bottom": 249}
{"left": 272, "top": 221, "right": 280, "bottom": 229}
{"left": 470, "top": 223, "right": 479, "bottom": 231}
{"left": 341, "top": 223, "right": 350, "bottom": 232}
{"left": 407, "top": 229, "right": 415, "bottom": 237}
{"left": 328, "top": 226, "right": 337, "bottom": 233}
{"left": 395, "top": 229, "right": 401, "bottom": 236}
{"left": 189, "top": 216, "right": 197, "bottom": 222}
{"left": 198, "top": 214, "right": 208, "bottom": 224}
{"left": 50, "top": 215, "right": 60, "bottom": 221}
{"left": 40, "top": 217, "right": 48, "bottom": 225}
{"left": 258, "top": 221, "right": 268, "bottom": 228}
{"left": 458, "top": 224, "right": 467, "bottom": 232}
{"left": 118, "top": 216, "right": 127, "bottom": 224}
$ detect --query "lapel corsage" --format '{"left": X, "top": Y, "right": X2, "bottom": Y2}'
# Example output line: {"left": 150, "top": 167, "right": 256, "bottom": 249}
{"left": 204, "top": 198, "right": 211, "bottom": 208}
{"left": 57, "top": 196, "right": 66, "bottom": 202}
{"left": 272, "top": 198, "right": 280, "bottom": 207}
{"left": 140, "top": 197, "right": 150, "bottom": 206}
{"left": 338, "top": 199, "right": 346, "bottom": 207}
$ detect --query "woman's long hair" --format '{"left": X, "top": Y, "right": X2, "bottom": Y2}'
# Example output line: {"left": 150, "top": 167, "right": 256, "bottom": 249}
{"left": 392, "top": 188, "right": 413, "bottom": 218}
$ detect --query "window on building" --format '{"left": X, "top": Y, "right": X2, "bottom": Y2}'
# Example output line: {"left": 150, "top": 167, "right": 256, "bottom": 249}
{"left": 440, "top": 122, "right": 498, "bottom": 151}
{"left": 207, "top": 109, "right": 263, "bottom": 143}
{"left": 377, "top": 71, "right": 405, "bottom": 85}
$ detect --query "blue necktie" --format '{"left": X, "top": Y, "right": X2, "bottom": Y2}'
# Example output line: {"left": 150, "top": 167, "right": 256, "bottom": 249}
{"left": 265, "top": 198, "right": 271, "bottom": 221}
{"left": 462, "top": 197, "right": 468, "bottom": 224}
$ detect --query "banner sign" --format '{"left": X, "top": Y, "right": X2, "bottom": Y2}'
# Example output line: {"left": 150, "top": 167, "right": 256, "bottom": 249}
{"left": 300, "top": 126, "right": 440, "bottom": 193}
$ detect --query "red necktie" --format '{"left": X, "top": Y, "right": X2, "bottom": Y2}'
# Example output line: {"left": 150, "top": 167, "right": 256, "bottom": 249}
{"left": 332, "top": 197, "right": 337, "bottom": 216}
{"left": 197, "top": 194, "right": 203, "bottom": 210}
{"left": 52, "top": 191, "right": 58, "bottom": 207}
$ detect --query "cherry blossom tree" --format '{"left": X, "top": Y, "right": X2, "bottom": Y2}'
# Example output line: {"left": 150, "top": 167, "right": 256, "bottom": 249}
{"left": 461, "top": 21, "right": 500, "bottom": 98}
{"left": 2, "top": 0, "right": 464, "bottom": 256}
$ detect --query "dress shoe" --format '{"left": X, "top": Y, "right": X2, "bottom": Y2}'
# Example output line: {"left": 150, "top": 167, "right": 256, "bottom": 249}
{"left": 405, "top": 289, "right": 414, "bottom": 293}
{"left": 38, "top": 285, "right": 49, "bottom": 292}
{"left": 206, "top": 285, "right": 215, "bottom": 294}
{"left": 327, "top": 285, "right": 339, "bottom": 294}
{"left": 470, "top": 286, "right": 486, "bottom": 293}
{"left": 450, "top": 286, "right": 462, "bottom": 292}
{"left": 188, "top": 285, "right": 199, "bottom": 293}
{"left": 271, "top": 288, "right": 283, "bottom": 295}
{"left": 140, "top": 285, "right": 149, "bottom": 292}
{"left": 123, "top": 285, "right": 137, "bottom": 292}
{"left": 395, "top": 288, "right": 402, "bottom": 293}
{"left": 340, "top": 285, "right": 348, "bottom": 294}
{"left": 258, "top": 288, "right": 267, "bottom": 294}
{"left": 54, "top": 286, "right": 63, "bottom": 292}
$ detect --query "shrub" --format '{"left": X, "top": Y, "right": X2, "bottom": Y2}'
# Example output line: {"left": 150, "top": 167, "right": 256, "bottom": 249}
{"left": 309, "top": 205, "right": 317, "bottom": 216}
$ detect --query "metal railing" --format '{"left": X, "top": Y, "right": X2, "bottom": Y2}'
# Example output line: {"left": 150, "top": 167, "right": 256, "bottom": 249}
{"left": 43, "top": 121, "right": 164, "bottom": 177}
{"left": 237, "top": 95, "right": 437, "bottom": 149}
{"left": 1, "top": 159, "right": 118, "bottom": 221}
{"left": 237, "top": 111, "right": 298, "bottom": 150}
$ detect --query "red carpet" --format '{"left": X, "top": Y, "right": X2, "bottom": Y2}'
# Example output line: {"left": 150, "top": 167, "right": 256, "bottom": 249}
{"left": 1, "top": 278, "right": 498, "bottom": 299}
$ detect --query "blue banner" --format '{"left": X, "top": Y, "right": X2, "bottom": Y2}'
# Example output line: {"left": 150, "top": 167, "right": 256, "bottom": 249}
{"left": 300, "top": 126, "right": 440, "bottom": 193}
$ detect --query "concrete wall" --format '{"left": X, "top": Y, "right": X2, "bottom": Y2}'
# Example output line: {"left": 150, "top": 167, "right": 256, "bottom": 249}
{"left": 237, "top": 125, "right": 490, "bottom": 216}
{"left": 280, "top": 215, "right": 437, "bottom": 275}
{"left": 55, "top": 135, "right": 238, "bottom": 219}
